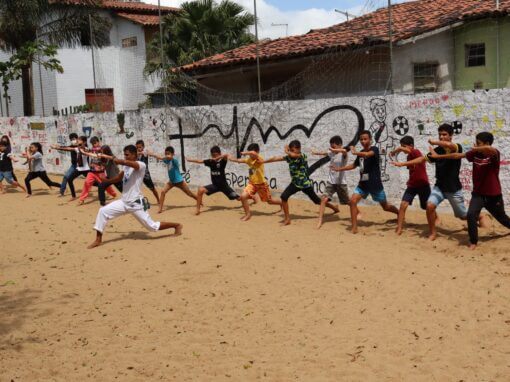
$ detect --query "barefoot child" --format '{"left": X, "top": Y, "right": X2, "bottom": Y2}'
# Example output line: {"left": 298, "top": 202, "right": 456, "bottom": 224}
{"left": 332, "top": 130, "right": 398, "bottom": 233}
{"left": 88, "top": 144, "right": 182, "bottom": 249}
{"left": 428, "top": 132, "right": 510, "bottom": 249}
{"left": 78, "top": 136, "right": 116, "bottom": 205}
{"left": 265, "top": 140, "right": 338, "bottom": 226}
{"left": 136, "top": 140, "right": 160, "bottom": 204}
{"left": 312, "top": 135, "right": 349, "bottom": 229}
{"left": 23, "top": 142, "right": 61, "bottom": 197}
{"left": 147, "top": 146, "right": 198, "bottom": 213}
{"left": 227, "top": 143, "right": 282, "bottom": 221}
{"left": 389, "top": 136, "right": 431, "bottom": 235}
{"left": 55, "top": 133, "right": 79, "bottom": 196}
{"left": 51, "top": 136, "right": 90, "bottom": 200}
{"left": 0, "top": 141, "right": 26, "bottom": 193}
{"left": 187, "top": 146, "right": 239, "bottom": 215}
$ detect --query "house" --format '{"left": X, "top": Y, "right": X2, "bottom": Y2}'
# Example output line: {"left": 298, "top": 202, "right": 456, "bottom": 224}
{"left": 178, "top": 0, "right": 510, "bottom": 105}
{"left": 0, "top": 0, "right": 178, "bottom": 117}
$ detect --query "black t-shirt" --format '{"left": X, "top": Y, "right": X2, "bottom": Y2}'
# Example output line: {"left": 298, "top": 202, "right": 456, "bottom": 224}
{"left": 204, "top": 158, "right": 228, "bottom": 187}
{"left": 69, "top": 145, "right": 78, "bottom": 167}
{"left": 138, "top": 153, "right": 151, "bottom": 177}
{"left": 426, "top": 144, "right": 463, "bottom": 193}
{"left": 0, "top": 148, "right": 13, "bottom": 172}
{"left": 353, "top": 146, "right": 383, "bottom": 192}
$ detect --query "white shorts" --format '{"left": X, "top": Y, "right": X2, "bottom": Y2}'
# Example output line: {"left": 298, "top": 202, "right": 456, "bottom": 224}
{"left": 94, "top": 199, "right": 160, "bottom": 233}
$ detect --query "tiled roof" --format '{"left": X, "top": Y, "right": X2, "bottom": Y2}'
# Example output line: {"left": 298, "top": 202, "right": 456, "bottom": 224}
{"left": 53, "top": 0, "right": 178, "bottom": 14}
{"left": 180, "top": 0, "right": 510, "bottom": 73}
{"left": 116, "top": 12, "right": 160, "bottom": 26}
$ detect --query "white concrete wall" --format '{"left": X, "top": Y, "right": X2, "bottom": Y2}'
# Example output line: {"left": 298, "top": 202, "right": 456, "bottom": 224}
{"left": 1, "top": 89, "right": 509, "bottom": 211}
{"left": 393, "top": 30, "right": 455, "bottom": 94}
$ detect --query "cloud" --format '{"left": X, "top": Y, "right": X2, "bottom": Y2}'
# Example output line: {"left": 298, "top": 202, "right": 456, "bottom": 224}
{"left": 144, "top": 0, "right": 364, "bottom": 39}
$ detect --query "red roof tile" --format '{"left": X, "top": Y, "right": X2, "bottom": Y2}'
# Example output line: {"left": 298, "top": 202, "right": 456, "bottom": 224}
{"left": 53, "top": 0, "right": 178, "bottom": 14}
{"left": 116, "top": 12, "right": 160, "bottom": 26}
{"left": 180, "top": 0, "right": 510, "bottom": 73}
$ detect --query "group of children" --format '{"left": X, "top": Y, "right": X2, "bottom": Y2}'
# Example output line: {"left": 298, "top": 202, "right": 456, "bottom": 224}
{"left": 1, "top": 123, "right": 509, "bottom": 250}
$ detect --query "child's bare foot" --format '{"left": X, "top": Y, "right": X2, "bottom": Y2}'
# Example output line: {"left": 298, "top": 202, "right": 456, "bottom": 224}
{"left": 157, "top": 209, "right": 163, "bottom": 214}
{"left": 174, "top": 224, "right": 183, "bottom": 236}
{"left": 195, "top": 209, "right": 201, "bottom": 216}
{"left": 468, "top": 243, "right": 477, "bottom": 250}
{"left": 25, "top": 194, "right": 31, "bottom": 198}
{"left": 77, "top": 200, "right": 85, "bottom": 206}
{"left": 241, "top": 214, "right": 252, "bottom": 222}
{"left": 279, "top": 219, "right": 291, "bottom": 226}
{"left": 87, "top": 240, "right": 102, "bottom": 249}
{"left": 428, "top": 233, "right": 437, "bottom": 241}
{"left": 69, "top": 197, "right": 77, "bottom": 202}
{"left": 317, "top": 220, "right": 323, "bottom": 229}
{"left": 351, "top": 227, "right": 358, "bottom": 234}
{"left": 395, "top": 227, "right": 403, "bottom": 235}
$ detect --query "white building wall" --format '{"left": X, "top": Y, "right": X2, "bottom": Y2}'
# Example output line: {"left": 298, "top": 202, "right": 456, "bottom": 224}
{"left": 0, "top": 50, "right": 24, "bottom": 117}
{"left": 393, "top": 30, "right": 455, "bottom": 94}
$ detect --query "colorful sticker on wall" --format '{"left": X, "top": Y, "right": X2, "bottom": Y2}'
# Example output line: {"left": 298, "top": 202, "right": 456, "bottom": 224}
{"left": 30, "top": 122, "right": 45, "bottom": 131}
{"left": 82, "top": 126, "right": 92, "bottom": 137}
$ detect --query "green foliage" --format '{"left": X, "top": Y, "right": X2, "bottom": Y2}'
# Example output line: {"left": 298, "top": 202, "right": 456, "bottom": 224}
{"left": 145, "top": 0, "right": 255, "bottom": 79}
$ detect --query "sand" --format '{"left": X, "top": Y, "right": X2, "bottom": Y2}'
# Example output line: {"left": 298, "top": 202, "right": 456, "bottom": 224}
{"left": 1, "top": 173, "right": 510, "bottom": 381}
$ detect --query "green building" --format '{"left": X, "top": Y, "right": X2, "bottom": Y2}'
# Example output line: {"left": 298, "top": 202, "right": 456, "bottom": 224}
{"left": 454, "top": 16, "right": 510, "bottom": 90}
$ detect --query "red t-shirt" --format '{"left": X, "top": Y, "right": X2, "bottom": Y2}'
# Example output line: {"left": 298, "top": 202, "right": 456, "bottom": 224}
{"left": 406, "top": 149, "right": 429, "bottom": 188}
{"left": 466, "top": 149, "right": 501, "bottom": 196}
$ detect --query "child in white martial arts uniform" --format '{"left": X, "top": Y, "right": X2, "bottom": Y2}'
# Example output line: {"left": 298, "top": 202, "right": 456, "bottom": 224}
{"left": 88, "top": 145, "right": 182, "bottom": 249}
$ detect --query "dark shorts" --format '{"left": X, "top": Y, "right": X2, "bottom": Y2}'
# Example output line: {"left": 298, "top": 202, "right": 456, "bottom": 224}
{"left": 323, "top": 183, "right": 350, "bottom": 204}
{"left": 402, "top": 185, "right": 431, "bottom": 209}
{"left": 205, "top": 184, "right": 239, "bottom": 200}
{"left": 143, "top": 176, "right": 156, "bottom": 190}
{"left": 281, "top": 183, "right": 321, "bottom": 205}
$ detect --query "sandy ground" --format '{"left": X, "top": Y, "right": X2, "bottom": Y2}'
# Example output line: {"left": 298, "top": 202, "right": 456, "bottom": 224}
{"left": 1, "top": 172, "right": 510, "bottom": 382}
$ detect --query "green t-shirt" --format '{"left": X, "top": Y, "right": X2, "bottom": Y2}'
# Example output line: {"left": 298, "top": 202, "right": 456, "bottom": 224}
{"left": 285, "top": 154, "right": 312, "bottom": 188}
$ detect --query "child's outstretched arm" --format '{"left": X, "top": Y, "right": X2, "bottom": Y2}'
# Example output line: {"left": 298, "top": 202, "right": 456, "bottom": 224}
{"left": 469, "top": 145, "right": 499, "bottom": 156}
{"left": 186, "top": 157, "right": 204, "bottom": 164}
{"left": 428, "top": 139, "right": 458, "bottom": 152}
{"left": 227, "top": 154, "right": 247, "bottom": 164}
{"left": 311, "top": 150, "right": 328, "bottom": 156}
{"left": 391, "top": 156, "right": 427, "bottom": 167}
{"left": 80, "top": 148, "right": 99, "bottom": 158}
{"left": 262, "top": 156, "right": 285, "bottom": 164}
{"left": 426, "top": 147, "right": 465, "bottom": 161}
{"left": 389, "top": 146, "right": 411, "bottom": 159}
{"left": 51, "top": 144, "right": 75, "bottom": 152}
{"left": 331, "top": 162, "right": 356, "bottom": 172}
{"left": 350, "top": 146, "right": 374, "bottom": 158}
{"left": 147, "top": 150, "right": 165, "bottom": 161}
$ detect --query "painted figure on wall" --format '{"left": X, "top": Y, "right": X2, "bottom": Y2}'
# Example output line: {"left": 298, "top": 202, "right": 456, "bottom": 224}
{"left": 369, "top": 98, "right": 396, "bottom": 181}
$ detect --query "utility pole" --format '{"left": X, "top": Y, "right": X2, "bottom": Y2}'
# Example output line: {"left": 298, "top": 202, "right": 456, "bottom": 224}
{"left": 271, "top": 23, "right": 289, "bottom": 37}
{"left": 89, "top": 14, "right": 98, "bottom": 109}
{"left": 158, "top": 0, "right": 168, "bottom": 107}
{"left": 36, "top": 30, "right": 46, "bottom": 117}
{"left": 388, "top": 0, "right": 393, "bottom": 94}
{"left": 254, "top": 0, "right": 262, "bottom": 102}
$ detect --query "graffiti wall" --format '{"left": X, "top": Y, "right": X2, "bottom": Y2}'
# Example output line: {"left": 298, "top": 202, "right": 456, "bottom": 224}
{"left": 1, "top": 89, "right": 509, "bottom": 208}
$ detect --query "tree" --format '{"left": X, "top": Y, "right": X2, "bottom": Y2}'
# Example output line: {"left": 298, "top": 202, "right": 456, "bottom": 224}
{"left": 146, "top": 0, "right": 255, "bottom": 77}
{"left": 0, "top": 41, "right": 64, "bottom": 116}
{"left": 0, "top": 0, "right": 111, "bottom": 116}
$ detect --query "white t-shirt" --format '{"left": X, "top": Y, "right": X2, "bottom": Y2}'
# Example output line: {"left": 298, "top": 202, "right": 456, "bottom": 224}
{"left": 328, "top": 152, "right": 348, "bottom": 185}
{"left": 74, "top": 148, "right": 90, "bottom": 172}
{"left": 122, "top": 161, "right": 146, "bottom": 203}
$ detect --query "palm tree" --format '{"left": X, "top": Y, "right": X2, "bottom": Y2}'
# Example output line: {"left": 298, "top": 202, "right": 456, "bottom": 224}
{"left": 0, "top": 0, "right": 111, "bottom": 116}
{"left": 147, "top": 0, "right": 255, "bottom": 70}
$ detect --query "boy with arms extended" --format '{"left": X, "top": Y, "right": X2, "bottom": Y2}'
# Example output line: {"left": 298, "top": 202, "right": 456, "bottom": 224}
{"left": 147, "top": 146, "right": 198, "bottom": 213}
{"left": 332, "top": 130, "right": 398, "bottom": 234}
{"left": 389, "top": 136, "right": 431, "bottom": 235}
{"left": 392, "top": 123, "right": 486, "bottom": 240}
{"left": 136, "top": 140, "right": 160, "bottom": 204}
{"left": 227, "top": 143, "right": 282, "bottom": 221}
{"left": 428, "top": 132, "right": 510, "bottom": 249}
{"left": 187, "top": 146, "right": 239, "bottom": 215}
{"left": 265, "top": 140, "right": 338, "bottom": 226}
{"left": 88, "top": 145, "right": 182, "bottom": 249}
{"left": 312, "top": 135, "right": 349, "bottom": 229}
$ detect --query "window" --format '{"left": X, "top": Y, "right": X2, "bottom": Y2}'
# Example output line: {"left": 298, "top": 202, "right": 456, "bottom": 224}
{"left": 122, "top": 37, "right": 138, "bottom": 48}
{"left": 465, "top": 43, "right": 485, "bottom": 67}
{"left": 85, "top": 89, "right": 115, "bottom": 112}
{"left": 413, "top": 63, "right": 439, "bottom": 93}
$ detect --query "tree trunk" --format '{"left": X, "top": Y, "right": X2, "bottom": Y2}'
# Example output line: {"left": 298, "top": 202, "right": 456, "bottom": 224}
{"left": 21, "top": 63, "right": 34, "bottom": 116}
{"left": 4, "top": 91, "right": 9, "bottom": 117}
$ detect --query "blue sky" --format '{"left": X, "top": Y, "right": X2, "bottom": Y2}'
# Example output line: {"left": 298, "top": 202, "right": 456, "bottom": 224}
{"left": 153, "top": 0, "right": 411, "bottom": 39}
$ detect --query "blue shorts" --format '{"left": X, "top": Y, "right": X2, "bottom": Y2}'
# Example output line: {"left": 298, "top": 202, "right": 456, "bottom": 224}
{"left": 0, "top": 171, "right": 14, "bottom": 184}
{"left": 428, "top": 186, "right": 467, "bottom": 218}
{"left": 354, "top": 186, "right": 387, "bottom": 203}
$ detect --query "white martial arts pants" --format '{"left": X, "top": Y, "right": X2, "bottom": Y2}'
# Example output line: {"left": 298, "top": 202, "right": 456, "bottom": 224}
{"left": 94, "top": 199, "right": 161, "bottom": 233}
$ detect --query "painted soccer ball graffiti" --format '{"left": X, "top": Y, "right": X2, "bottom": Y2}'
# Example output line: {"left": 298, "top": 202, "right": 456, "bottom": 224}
{"left": 452, "top": 121, "right": 463, "bottom": 135}
{"left": 392, "top": 116, "right": 409, "bottom": 136}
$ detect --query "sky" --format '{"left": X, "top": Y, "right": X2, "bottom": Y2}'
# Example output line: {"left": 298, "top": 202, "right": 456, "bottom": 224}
{"left": 146, "top": 0, "right": 412, "bottom": 39}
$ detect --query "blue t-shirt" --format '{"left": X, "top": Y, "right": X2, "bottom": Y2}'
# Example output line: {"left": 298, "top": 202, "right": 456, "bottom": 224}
{"left": 163, "top": 158, "right": 183, "bottom": 184}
